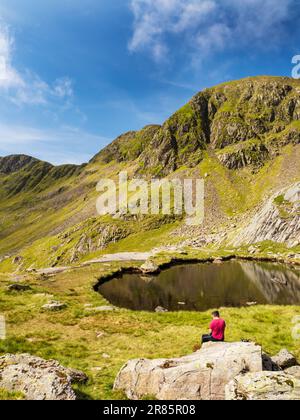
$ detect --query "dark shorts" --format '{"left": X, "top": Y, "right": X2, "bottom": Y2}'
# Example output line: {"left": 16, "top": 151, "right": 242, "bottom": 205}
{"left": 201, "top": 334, "right": 224, "bottom": 344}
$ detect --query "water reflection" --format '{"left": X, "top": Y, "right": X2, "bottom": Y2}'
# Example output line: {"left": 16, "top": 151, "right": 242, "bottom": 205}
{"left": 97, "top": 261, "right": 300, "bottom": 312}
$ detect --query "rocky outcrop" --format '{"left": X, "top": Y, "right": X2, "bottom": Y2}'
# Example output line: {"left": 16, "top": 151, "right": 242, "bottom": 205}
{"left": 0, "top": 354, "right": 87, "bottom": 400}
{"left": 115, "top": 342, "right": 300, "bottom": 401}
{"left": 138, "top": 77, "right": 300, "bottom": 176}
{"left": 59, "top": 220, "right": 132, "bottom": 264}
{"left": 233, "top": 183, "right": 300, "bottom": 247}
{"left": 217, "top": 141, "right": 269, "bottom": 170}
{"left": 140, "top": 260, "right": 160, "bottom": 275}
{"left": 114, "top": 342, "right": 262, "bottom": 400}
{"left": 226, "top": 371, "right": 300, "bottom": 400}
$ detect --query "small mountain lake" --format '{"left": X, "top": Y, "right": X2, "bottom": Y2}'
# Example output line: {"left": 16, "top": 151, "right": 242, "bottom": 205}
{"left": 96, "top": 261, "right": 300, "bottom": 312}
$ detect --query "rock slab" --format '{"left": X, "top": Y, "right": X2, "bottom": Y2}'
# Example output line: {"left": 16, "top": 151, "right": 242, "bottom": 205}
{"left": 114, "top": 342, "right": 262, "bottom": 400}
{"left": 226, "top": 371, "right": 300, "bottom": 400}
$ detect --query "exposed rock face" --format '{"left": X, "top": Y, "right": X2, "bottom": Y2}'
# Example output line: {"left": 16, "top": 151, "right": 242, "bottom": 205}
{"left": 226, "top": 371, "right": 300, "bottom": 400}
{"left": 139, "top": 78, "right": 300, "bottom": 176}
{"left": 114, "top": 342, "right": 262, "bottom": 400}
{"left": 0, "top": 354, "right": 87, "bottom": 400}
{"left": 233, "top": 183, "right": 300, "bottom": 247}
{"left": 217, "top": 141, "right": 269, "bottom": 170}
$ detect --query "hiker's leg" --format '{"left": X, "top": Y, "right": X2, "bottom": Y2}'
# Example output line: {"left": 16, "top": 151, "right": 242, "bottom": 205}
{"left": 201, "top": 334, "right": 213, "bottom": 344}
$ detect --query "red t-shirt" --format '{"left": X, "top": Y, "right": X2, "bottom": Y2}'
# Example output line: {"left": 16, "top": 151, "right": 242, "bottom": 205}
{"left": 210, "top": 318, "right": 226, "bottom": 341}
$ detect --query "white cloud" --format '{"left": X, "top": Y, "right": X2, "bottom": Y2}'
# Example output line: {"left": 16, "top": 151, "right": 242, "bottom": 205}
{"left": 53, "top": 77, "right": 74, "bottom": 99}
{"left": 129, "top": 0, "right": 295, "bottom": 60}
{"left": 0, "top": 123, "right": 110, "bottom": 164}
{"left": 129, "top": 0, "right": 215, "bottom": 60}
{"left": 0, "top": 22, "right": 24, "bottom": 89}
{"left": 0, "top": 20, "right": 73, "bottom": 106}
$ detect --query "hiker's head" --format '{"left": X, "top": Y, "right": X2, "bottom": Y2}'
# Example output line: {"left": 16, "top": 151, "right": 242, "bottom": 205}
{"left": 212, "top": 311, "right": 220, "bottom": 318}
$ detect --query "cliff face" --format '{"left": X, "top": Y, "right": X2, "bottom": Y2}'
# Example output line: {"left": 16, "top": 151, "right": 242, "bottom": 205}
{"left": 138, "top": 77, "right": 300, "bottom": 175}
{"left": 233, "top": 183, "right": 300, "bottom": 248}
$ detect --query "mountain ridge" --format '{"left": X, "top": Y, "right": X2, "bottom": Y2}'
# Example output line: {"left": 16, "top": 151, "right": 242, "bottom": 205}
{"left": 0, "top": 75, "right": 299, "bottom": 270}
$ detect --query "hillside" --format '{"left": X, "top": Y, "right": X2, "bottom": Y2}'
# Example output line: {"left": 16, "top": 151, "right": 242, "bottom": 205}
{"left": 0, "top": 76, "right": 300, "bottom": 272}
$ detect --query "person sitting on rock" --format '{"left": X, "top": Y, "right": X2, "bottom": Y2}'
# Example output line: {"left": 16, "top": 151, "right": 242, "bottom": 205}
{"left": 202, "top": 311, "right": 226, "bottom": 344}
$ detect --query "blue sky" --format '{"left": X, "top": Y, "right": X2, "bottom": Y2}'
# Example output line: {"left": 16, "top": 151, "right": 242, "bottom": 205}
{"left": 0, "top": 0, "right": 299, "bottom": 164}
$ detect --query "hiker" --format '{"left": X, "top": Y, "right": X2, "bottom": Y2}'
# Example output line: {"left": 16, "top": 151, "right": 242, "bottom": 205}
{"left": 202, "top": 311, "right": 226, "bottom": 344}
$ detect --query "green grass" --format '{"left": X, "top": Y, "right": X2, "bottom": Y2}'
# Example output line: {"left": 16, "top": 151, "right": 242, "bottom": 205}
{"left": 0, "top": 257, "right": 300, "bottom": 400}
{"left": 0, "top": 389, "right": 25, "bottom": 400}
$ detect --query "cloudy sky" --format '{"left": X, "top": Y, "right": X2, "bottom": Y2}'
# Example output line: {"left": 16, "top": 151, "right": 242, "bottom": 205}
{"left": 0, "top": 0, "right": 299, "bottom": 164}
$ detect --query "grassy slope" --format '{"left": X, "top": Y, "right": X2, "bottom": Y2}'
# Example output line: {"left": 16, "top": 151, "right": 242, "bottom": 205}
{"left": 0, "top": 262, "right": 299, "bottom": 400}
{"left": 1, "top": 142, "right": 298, "bottom": 273}
{"left": 0, "top": 76, "right": 300, "bottom": 271}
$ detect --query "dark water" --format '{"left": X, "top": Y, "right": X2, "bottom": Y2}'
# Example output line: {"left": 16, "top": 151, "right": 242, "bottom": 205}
{"left": 97, "top": 261, "right": 300, "bottom": 312}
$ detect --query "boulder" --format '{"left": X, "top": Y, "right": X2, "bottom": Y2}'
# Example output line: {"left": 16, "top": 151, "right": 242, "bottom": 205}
{"left": 226, "top": 371, "right": 300, "bottom": 400}
{"left": 114, "top": 342, "right": 262, "bottom": 400}
{"left": 155, "top": 306, "right": 168, "bottom": 313}
{"left": 140, "top": 260, "right": 160, "bottom": 275}
{"left": 0, "top": 354, "right": 87, "bottom": 400}
{"left": 7, "top": 284, "right": 31, "bottom": 292}
{"left": 42, "top": 301, "right": 67, "bottom": 312}
{"left": 271, "top": 349, "right": 298, "bottom": 370}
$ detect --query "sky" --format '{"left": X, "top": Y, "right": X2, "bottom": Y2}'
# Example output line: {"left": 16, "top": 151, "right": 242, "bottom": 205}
{"left": 0, "top": 0, "right": 300, "bottom": 165}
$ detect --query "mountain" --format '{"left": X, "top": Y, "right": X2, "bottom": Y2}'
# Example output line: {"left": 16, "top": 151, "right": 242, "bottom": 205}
{"left": 0, "top": 76, "right": 299, "bottom": 271}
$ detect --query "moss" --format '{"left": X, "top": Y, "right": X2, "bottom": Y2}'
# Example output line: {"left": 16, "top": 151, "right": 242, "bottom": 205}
{"left": 0, "top": 389, "right": 25, "bottom": 400}
{"left": 274, "top": 195, "right": 286, "bottom": 206}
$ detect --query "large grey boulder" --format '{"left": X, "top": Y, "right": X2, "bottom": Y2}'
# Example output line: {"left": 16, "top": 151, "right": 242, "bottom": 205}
{"left": 226, "top": 371, "right": 300, "bottom": 400}
{"left": 0, "top": 354, "right": 87, "bottom": 400}
{"left": 114, "top": 342, "right": 262, "bottom": 400}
